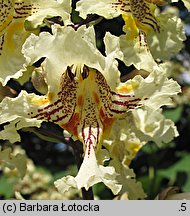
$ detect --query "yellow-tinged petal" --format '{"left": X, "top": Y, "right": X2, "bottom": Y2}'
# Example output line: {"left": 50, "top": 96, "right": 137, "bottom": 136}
{"left": 147, "top": 12, "right": 186, "bottom": 61}
{"left": 104, "top": 121, "right": 147, "bottom": 199}
{"left": 110, "top": 159, "right": 147, "bottom": 199}
{"left": 119, "top": 32, "right": 157, "bottom": 71}
{"left": 122, "top": 14, "right": 139, "bottom": 40}
{"left": 0, "top": 91, "right": 43, "bottom": 143}
{"left": 0, "top": 0, "right": 71, "bottom": 85}
{"left": 55, "top": 147, "right": 122, "bottom": 195}
{"left": 76, "top": 0, "right": 186, "bottom": 69}
{"left": 76, "top": 0, "right": 160, "bottom": 34}
{"left": 182, "top": 0, "right": 190, "bottom": 11}
{"left": 0, "top": 24, "right": 181, "bottom": 195}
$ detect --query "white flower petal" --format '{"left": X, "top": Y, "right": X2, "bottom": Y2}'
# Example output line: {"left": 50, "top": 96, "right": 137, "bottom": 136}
{"left": 147, "top": 14, "right": 186, "bottom": 61}
{"left": 131, "top": 108, "right": 179, "bottom": 144}
{"left": 0, "top": 0, "right": 71, "bottom": 85}
{"left": 76, "top": 0, "right": 120, "bottom": 19}
{"left": 110, "top": 160, "right": 147, "bottom": 199}
{"left": 103, "top": 121, "right": 146, "bottom": 199}
{"left": 55, "top": 147, "right": 122, "bottom": 195}
{"left": 0, "top": 91, "right": 43, "bottom": 143}
{"left": 23, "top": 25, "right": 121, "bottom": 91}
{"left": 182, "top": 0, "right": 190, "bottom": 10}
{"left": 25, "top": 0, "right": 71, "bottom": 29}
{"left": 125, "top": 66, "right": 181, "bottom": 110}
{"left": 104, "top": 32, "right": 123, "bottom": 88}
{"left": 119, "top": 34, "right": 157, "bottom": 71}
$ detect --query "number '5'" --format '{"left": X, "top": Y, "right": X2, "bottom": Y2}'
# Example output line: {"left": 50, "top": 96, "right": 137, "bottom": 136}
{"left": 181, "top": 203, "right": 186, "bottom": 211}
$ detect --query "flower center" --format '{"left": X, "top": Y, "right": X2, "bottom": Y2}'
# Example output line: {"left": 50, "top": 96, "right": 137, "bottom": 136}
{"left": 29, "top": 65, "right": 141, "bottom": 154}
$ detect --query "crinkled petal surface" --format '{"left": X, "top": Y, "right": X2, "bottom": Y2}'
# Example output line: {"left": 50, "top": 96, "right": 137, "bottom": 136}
{"left": 120, "top": 11, "right": 185, "bottom": 70}
{"left": 0, "top": 0, "right": 71, "bottom": 85}
{"left": 119, "top": 33, "right": 157, "bottom": 71}
{"left": 23, "top": 25, "right": 122, "bottom": 92}
{"left": 116, "top": 66, "right": 180, "bottom": 144}
{"left": 147, "top": 14, "right": 186, "bottom": 61}
{"left": 1, "top": 25, "right": 127, "bottom": 147}
{"left": 103, "top": 120, "right": 146, "bottom": 199}
{"left": 110, "top": 160, "right": 147, "bottom": 199}
{"left": 0, "top": 91, "right": 43, "bottom": 143}
{"left": 123, "top": 67, "right": 180, "bottom": 143}
{"left": 24, "top": 0, "right": 71, "bottom": 30}
{"left": 131, "top": 108, "right": 179, "bottom": 144}
{"left": 125, "top": 66, "right": 181, "bottom": 110}
{"left": 76, "top": 0, "right": 120, "bottom": 19}
{"left": 55, "top": 148, "right": 122, "bottom": 195}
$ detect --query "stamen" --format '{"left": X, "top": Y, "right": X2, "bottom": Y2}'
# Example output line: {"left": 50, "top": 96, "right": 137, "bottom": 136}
{"left": 82, "top": 65, "right": 89, "bottom": 80}
{"left": 67, "top": 66, "right": 75, "bottom": 81}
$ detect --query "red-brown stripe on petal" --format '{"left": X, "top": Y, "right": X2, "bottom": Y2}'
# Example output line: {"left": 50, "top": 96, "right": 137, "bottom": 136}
{"left": 14, "top": 2, "right": 40, "bottom": 19}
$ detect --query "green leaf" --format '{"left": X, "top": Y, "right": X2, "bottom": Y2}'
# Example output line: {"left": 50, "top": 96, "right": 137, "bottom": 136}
{"left": 159, "top": 153, "right": 190, "bottom": 191}
{"left": 0, "top": 175, "right": 16, "bottom": 199}
{"left": 163, "top": 106, "right": 183, "bottom": 123}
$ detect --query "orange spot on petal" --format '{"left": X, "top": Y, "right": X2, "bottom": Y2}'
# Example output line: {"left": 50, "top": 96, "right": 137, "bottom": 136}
{"left": 61, "top": 113, "right": 80, "bottom": 137}
{"left": 48, "top": 92, "right": 54, "bottom": 101}
{"left": 93, "top": 92, "right": 99, "bottom": 105}
{"left": 117, "top": 84, "right": 134, "bottom": 93}
{"left": 77, "top": 95, "right": 83, "bottom": 107}
{"left": 99, "top": 108, "right": 115, "bottom": 139}
{"left": 32, "top": 97, "right": 50, "bottom": 106}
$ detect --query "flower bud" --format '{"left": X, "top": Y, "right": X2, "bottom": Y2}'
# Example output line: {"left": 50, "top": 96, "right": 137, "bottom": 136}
{"left": 31, "top": 67, "right": 48, "bottom": 95}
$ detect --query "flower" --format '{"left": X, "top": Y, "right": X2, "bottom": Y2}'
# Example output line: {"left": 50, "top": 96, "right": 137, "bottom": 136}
{"left": 103, "top": 120, "right": 147, "bottom": 199}
{"left": 0, "top": 24, "right": 181, "bottom": 195}
{"left": 0, "top": 0, "right": 71, "bottom": 86}
{"left": 102, "top": 65, "right": 180, "bottom": 198}
{"left": 55, "top": 148, "right": 122, "bottom": 195}
{"left": 0, "top": 24, "right": 132, "bottom": 194}
{"left": 76, "top": 0, "right": 185, "bottom": 71}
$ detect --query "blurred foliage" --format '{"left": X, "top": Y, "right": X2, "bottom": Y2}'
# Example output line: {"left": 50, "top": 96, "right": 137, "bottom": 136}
{"left": 1, "top": 0, "right": 190, "bottom": 200}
